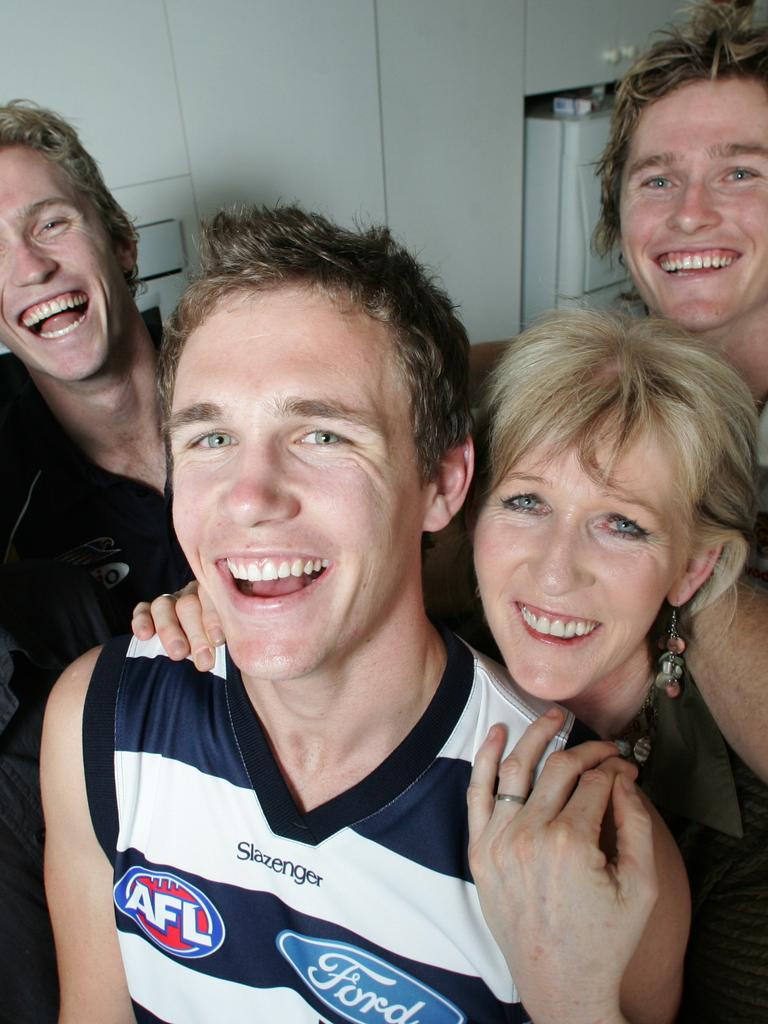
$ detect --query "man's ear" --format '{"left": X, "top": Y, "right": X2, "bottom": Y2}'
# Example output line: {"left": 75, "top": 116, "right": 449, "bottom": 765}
{"left": 115, "top": 235, "right": 138, "bottom": 275}
{"left": 422, "top": 437, "right": 474, "bottom": 533}
{"left": 667, "top": 546, "right": 722, "bottom": 607}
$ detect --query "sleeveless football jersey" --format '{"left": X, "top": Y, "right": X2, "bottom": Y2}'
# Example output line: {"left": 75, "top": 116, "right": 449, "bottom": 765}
{"left": 84, "top": 626, "right": 589, "bottom": 1024}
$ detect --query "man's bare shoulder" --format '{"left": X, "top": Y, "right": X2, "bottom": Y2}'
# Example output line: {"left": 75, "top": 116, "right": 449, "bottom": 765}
{"left": 53, "top": 644, "right": 102, "bottom": 694}
{"left": 44, "top": 645, "right": 104, "bottom": 742}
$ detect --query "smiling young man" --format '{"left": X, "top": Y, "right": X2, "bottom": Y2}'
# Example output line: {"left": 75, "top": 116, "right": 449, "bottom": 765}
{"left": 41, "top": 206, "right": 687, "bottom": 1024}
{"left": 592, "top": 3, "right": 768, "bottom": 790}
{"left": 0, "top": 102, "right": 188, "bottom": 1023}
{"left": 0, "top": 102, "right": 186, "bottom": 623}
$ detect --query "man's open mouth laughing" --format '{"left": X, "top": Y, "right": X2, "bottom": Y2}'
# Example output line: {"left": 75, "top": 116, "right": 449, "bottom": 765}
{"left": 226, "top": 556, "right": 330, "bottom": 598}
{"left": 658, "top": 248, "right": 737, "bottom": 273}
{"left": 21, "top": 290, "right": 88, "bottom": 338}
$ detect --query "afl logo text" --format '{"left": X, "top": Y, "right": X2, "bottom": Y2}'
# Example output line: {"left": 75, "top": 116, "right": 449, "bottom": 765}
{"left": 114, "top": 866, "right": 225, "bottom": 958}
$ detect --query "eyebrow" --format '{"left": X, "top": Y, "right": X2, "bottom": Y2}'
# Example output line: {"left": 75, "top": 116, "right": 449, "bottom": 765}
{"left": 165, "top": 402, "right": 223, "bottom": 439}
{"left": 165, "top": 396, "right": 381, "bottom": 439}
{"left": 625, "top": 142, "right": 768, "bottom": 179}
{"left": 17, "top": 197, "right": 78, "bottom": 221}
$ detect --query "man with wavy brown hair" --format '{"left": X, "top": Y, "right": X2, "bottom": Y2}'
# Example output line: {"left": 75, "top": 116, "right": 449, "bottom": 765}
{"left": 0, "top": 101, "right": 187, "bottom": 1022}
{"left": 0, "top": 101, "right": 186, "bottom": 622}
{"left": 594, "top": 11, "right": 768, "bottom": 1016}
{"left": 596, "top": 2, "right": 768, "bottom": 403}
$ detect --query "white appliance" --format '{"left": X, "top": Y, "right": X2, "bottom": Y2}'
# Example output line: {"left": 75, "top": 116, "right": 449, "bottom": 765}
{"left": 134, "top": 218, "right": 188, "bottom": 322}
{"left": 522, "top": 103, "right": 628, "bottom": 326}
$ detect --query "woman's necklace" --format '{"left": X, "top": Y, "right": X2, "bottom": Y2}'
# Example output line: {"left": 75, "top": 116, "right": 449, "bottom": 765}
{"left": 614, "top": 683, "right": 657, "bottom": 766}
{"left": 614, "top": 609, "right": 687, "bottom": 767}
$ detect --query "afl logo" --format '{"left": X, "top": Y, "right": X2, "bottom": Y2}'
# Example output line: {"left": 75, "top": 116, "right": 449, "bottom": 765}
{"left": 114, "top": 867, "right": 225, "bottom": 958}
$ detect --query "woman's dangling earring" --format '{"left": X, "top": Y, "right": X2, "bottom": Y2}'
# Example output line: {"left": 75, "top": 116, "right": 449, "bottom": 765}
{"left": 655, "top": 607, "right": 686, "bottom": 699}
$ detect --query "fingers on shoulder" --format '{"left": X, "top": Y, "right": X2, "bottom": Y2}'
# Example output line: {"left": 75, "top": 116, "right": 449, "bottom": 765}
{"left": 131, "top": 601, "right": 152, "bottom": 638}
{"left": 495, "top": 708, "right": 565, "bottom": 788}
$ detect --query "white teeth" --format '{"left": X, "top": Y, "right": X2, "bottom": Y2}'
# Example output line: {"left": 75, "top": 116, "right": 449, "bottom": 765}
{"left": 22, "top": 291, "right": 88, "bottom": 328}
{"left": 39, "top": 315, "right": 85, "bottom": 339}
{"left": 660, "top": 252, "right": 733, "bottom": 273}
{"left": 226, "top": 556, "right": 328, "bottom": 584}
{"left": 520, "top": 604, "right": 598, "bottom": 638}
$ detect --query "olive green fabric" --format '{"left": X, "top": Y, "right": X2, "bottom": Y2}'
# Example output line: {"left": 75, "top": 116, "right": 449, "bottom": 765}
{"left": 642, "top": 678, "right": 768, "bottom": 1023}
{"left": 643, "top": 676, "right": 742, "bottom": 837}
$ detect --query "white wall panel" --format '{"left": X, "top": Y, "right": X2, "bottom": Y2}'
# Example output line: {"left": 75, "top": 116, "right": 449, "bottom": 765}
{"left": 378, "top": 0, "right": 525, "bottom": 341}
{"left": 0, "top": 0, "right": 188, "bottom": 189}
{"left": 165, "top": 0, "right": 385, "bottom": 225}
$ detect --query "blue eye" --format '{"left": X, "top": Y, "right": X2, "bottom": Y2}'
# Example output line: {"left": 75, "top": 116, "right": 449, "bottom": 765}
{"left": 199, "top": 432, "right": 232, "bottom": 448}
{"left": 644, "top": 176, "right": 670, "bottom": 190}
{"left": 303, "top": 430, "right": 342, "bottom": 445}
{"left": 607, "top": 514, "right": 648, "bottom": 540}
{"left": 729, "top": 167, "right": 755, "bottom": 181}
{"left": 501, "top": 493, "right": 542, "bottom": 513}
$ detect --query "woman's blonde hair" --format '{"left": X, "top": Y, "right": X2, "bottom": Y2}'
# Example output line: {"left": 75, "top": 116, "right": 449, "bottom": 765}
{"left": 479, "top": 309, "right": 757, "bottom": 616}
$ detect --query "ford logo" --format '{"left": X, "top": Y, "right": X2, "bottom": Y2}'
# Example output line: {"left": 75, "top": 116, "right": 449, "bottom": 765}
{"left": 277, "top": 930, "right": 466, "bottom": 1023}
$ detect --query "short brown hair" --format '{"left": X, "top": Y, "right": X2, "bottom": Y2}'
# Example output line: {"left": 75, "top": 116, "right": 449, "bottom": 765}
{"left": 595, "top": 1, "right": 768, "bottom": 256}
{"left": 159, "top": 204, "right": 471, "bottom": 480}
{"left": 478, "top": 309, "right": 757, "bottom": 617}
{"left": 0, "top": 100, "right": 138, "bottom": 292}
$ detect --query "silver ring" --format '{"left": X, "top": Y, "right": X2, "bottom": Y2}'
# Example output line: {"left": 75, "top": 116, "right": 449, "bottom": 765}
{"left": 157, "top": 593, "right": 178, "bottom": 601}
{"left": 495, "top": 793, "right": 526, "bottom": 804}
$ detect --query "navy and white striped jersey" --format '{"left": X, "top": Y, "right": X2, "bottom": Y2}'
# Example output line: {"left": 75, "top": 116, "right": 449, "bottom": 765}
{"left": 84, "top": 626, "right": 590, "bottom": 1024}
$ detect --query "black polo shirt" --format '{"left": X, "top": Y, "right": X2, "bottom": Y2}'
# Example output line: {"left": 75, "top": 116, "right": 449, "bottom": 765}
{"left": 0, "top": 354, "right": 189, "bottom": 630}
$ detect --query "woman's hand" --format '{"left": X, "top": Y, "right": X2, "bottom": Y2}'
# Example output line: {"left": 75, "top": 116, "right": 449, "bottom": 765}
{"left": 131, "top": 582, "right": 224, "bottom": 671}
{"left": 468, "top": 709, "right": 658, "bottom": 1024}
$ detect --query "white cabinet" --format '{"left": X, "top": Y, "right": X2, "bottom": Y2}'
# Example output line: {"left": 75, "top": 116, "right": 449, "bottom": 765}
{"left": 525, "top": 0, "right": 684, "bottom": 95}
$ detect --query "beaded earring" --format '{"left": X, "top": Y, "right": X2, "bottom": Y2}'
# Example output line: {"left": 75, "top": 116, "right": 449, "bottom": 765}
{"left": 655, "top": 607, "right": 686, "bottom": 698}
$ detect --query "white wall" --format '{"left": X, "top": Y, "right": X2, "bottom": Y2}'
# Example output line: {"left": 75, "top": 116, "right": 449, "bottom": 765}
{"left": 0, "top": 0, "right": 692, "bottom": 339}
{"left": 0, "top": 0, "right": 524, "bottom": 341}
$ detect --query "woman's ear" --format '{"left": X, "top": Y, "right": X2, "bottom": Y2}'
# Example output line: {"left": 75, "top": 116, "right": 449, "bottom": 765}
{"left": 667, "top": 546, "right": 722, "bottom": 607}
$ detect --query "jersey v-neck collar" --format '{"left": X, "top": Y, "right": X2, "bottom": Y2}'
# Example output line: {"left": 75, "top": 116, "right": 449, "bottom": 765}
{"left": 224, "top": 625, "right": 474, "bottom": 846}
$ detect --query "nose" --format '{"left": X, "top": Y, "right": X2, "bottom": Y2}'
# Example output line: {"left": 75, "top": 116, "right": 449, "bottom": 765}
{"left": 528, "top": 526, "right": 595, "bottom": 596}
{"left": 219, "top": 443, "right": 301, "bottom": 528}
{"left": 666, "top": 180, "right": 721, "bottom": 235}
{"left": 11, "top": 238, "right": 57, "bottom": 287}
